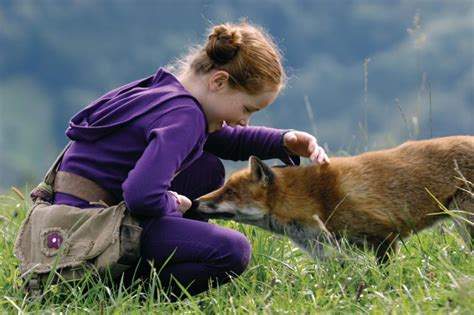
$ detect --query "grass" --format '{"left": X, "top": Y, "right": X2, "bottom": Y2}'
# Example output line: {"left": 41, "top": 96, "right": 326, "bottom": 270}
{"left": 3, "top": 11, "right": 471, "bottom": 313}
{"left": 0, "top": 188, "right": 473, "bottom": 314}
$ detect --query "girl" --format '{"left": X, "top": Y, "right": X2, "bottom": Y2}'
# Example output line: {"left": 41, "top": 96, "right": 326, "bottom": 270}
{"left": 54, "top": 21, "right": 329, "bottom": 298}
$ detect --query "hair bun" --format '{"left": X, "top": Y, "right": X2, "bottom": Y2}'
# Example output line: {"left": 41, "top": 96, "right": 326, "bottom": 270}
{"left": 206, "top": 25, "right": 242, "bottom": 64}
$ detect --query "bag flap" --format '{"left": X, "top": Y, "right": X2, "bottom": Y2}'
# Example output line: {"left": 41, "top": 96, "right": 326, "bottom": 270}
{"left": 14, "top": 201, "right": 127, "bottom": 275}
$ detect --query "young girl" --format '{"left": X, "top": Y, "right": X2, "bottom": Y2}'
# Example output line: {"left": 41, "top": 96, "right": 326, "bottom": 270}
{"left": 54, "top": 21, "right": 329, "bottom": 298}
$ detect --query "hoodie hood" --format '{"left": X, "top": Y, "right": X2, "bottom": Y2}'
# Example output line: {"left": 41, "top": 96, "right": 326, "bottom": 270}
{"left": 66, "top": 68, "right": 196, "bottom": 142}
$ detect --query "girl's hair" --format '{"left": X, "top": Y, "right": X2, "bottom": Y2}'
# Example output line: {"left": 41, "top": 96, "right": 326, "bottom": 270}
{"left": 175, "top": 21, "right": 286, "bottom": 94}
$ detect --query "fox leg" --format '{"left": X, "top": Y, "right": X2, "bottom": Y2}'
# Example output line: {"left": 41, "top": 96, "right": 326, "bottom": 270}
{"left": 450, "top": 191, "right": 474, "bottom": 249}
{"left": 370, "top": 235, "right": 398, "bottom": 264}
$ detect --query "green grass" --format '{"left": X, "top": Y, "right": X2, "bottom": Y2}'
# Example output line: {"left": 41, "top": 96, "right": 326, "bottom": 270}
{"left": 1, "top": 189, "right": 473, "bottom": 314}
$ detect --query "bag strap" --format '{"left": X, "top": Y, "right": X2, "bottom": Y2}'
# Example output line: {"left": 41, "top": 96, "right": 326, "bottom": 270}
{"left": 30, "top": 142, "right": 116, "bottom": 205}
{"left": 54, "top": 171, "right": 116, "bottom": 206}
{"left": 30, "top": 142, "right": 72, "bottom": 202}
{"left": 44, "top": 142, "right": 72, "bottom": 186}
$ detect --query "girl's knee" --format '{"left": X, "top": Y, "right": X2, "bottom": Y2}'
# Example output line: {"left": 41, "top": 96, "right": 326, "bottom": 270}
{"left": 171, "top": 152, "right": 225, "bottom": 199}
{"left": 215, "top": 230, "right": 252, "bottom": 276}
{"left": 198, "top": 152, "right": 225, "bottom": 191}
{"left": 230, "top": 234, "right": 252, "bottom": 275}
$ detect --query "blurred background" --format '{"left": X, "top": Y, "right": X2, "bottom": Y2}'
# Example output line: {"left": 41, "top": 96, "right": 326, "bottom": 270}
{"left": 0, "top": 0, "right": 473, "bottom": 193}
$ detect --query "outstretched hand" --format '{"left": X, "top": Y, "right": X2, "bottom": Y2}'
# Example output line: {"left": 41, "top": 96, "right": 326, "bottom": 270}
{"left": 283, "top": 130, "right": 330, "bottom": 164}
{"left": 169, "top": 191, "right": 192, "bottom": 213}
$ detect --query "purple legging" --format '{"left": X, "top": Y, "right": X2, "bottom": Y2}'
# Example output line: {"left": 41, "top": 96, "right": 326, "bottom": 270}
{"left": 121, "top": 152, "right": 251, "bottom": 298}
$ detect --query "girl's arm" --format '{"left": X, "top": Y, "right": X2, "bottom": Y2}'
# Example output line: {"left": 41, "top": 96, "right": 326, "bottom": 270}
{"left": 204, "top": 125, "right": 300, "bottom": 165}
{"left": 122, "top": 106, "right": 206, "bottom": 217}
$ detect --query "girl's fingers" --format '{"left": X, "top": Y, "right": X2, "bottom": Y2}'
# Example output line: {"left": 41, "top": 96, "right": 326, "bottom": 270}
{"left": 324, "top": 153, "right": 331, "bottom": 163}
{"left": 311, "top": 146, "right": 330, "bottom": 164}
{"left": 179, "top": 195, "right": 192, "bottom": 213}
{"left": 308, "top": 139, "right": 317, "bottom": 155}
{"left": 317, "top": 150, "right": 326, "bottom": 164}
{"left": 170, "top": 191, "right": 192, "bottom": 213}
{"left": 309, "top": 146, "right": 320, "bottom": 162}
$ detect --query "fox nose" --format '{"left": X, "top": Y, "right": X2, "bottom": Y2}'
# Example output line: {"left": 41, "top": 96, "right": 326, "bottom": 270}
{"left": 191, "top": 199, "right": 216, "bottom": 210}
{"left": 189, "top": 199, "right": 200, "bottom": 211}
{"left": 184, "top": 199, "right": 208, "bottom": 221}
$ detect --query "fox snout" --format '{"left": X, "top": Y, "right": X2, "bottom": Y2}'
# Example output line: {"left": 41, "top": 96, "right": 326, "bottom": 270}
{"left": 189, "top": 198, "right": 237, "bottom": 219}
{"left": 189, "top": 156, "right": 275, "bottom": 222}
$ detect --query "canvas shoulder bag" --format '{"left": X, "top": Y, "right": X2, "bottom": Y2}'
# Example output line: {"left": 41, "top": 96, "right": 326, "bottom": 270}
{"left": 14, "top": 142, "right": 142, "bottom": 297}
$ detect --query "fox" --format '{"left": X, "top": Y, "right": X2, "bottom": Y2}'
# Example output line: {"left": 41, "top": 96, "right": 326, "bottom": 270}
{"left": 194, "top": 136, "right": 474, "bottom": 263}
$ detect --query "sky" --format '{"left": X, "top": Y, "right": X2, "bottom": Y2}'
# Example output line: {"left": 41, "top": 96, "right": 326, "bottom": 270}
{"left": 0, "top": 0, "right": 473, "bottom": 191}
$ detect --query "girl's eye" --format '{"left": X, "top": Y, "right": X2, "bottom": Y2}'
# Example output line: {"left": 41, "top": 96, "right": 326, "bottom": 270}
{"left": 243, "top": 107, "right": 250, "bottom": 113}
{"left": 225, "top": 188, "right": 235, "bottom": 196}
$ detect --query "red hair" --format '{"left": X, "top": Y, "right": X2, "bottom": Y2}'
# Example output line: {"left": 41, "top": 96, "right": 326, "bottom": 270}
{"left": 178, "top": 21, "right": 286, "bottom": 94}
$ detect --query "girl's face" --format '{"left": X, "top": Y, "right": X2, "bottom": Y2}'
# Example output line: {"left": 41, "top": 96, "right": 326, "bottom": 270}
{"left": 203, "top": 71, "right": 279, "bottom": 132}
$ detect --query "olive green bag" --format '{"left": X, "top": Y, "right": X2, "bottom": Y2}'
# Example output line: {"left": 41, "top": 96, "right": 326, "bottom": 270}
{"left": 14, "top": 143, "right": 142, "bottom": 297}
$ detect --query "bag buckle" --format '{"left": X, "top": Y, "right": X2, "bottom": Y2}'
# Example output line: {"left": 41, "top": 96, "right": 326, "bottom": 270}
{"left": 25, "top": 273, "right": 43, "bottom": 299}
{"left": 30, "top": 182, "right": 53, "bottom": 202}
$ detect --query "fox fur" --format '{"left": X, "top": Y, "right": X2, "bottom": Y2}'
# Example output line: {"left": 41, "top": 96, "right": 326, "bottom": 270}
{"left": 195, "top": 136, "right": 474, "bottom": 262}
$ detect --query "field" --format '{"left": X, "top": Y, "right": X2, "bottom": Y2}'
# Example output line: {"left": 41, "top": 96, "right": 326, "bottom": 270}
{"left": 0, "top": 187, "right": 473, "bottom": 314}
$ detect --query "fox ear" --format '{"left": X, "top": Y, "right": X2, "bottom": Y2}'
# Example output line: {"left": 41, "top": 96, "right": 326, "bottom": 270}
{"left": 249, "top": 156, "right": 273, "bottom": 187}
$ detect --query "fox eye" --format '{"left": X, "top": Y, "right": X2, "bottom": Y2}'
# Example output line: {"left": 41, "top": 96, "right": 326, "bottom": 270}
{"left": 225, "top": 188, "right": 236, "bottom": 196}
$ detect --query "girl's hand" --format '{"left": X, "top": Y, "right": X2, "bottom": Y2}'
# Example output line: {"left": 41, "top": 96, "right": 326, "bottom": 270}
{"left": 169, "top": 191, "right": 192, "bottom": 213}
{"left": 283, "top": 130, "right": 330, "bottom": 164}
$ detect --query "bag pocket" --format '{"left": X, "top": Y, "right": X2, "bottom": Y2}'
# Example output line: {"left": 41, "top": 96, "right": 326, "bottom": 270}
{"left": 119, "top": 223, "right": 142, "bottom": 266}
{"left": 15, "top": 201, "right": 142, "bottom": 280}
{"left": 94, "top": 214, "right": 142, "bottom": 277}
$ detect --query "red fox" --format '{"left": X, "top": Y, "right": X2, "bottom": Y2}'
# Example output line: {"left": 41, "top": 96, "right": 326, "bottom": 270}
{"left": 195, "top": 136, "right": 474, "bottom": 263}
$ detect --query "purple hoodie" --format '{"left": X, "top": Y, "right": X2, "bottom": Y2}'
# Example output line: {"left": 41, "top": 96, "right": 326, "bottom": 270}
{"left": 54, "top": 68, "right": 299, "bottom": 217}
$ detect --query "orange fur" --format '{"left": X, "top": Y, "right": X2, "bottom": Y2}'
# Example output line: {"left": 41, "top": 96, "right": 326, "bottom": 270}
{"left": 197, "top": 136, "right": 474, "bottom": 262}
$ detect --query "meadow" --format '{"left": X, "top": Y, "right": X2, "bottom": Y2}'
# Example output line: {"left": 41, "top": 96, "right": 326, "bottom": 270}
{"left": 0, "top": 184, "right": 473, "bottom": 314}
{"left": 1, "top": 3, "right": 472, "bottom": 313}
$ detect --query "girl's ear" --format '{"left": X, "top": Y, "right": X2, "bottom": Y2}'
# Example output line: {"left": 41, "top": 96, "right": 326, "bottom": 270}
{"left": 209, "top": 71, "right": 230, "bottom": 92}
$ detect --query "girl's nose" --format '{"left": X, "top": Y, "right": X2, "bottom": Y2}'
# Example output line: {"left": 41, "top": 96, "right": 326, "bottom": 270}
{"left": 237, "top": 119, "right": 248, "bottom": 127}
